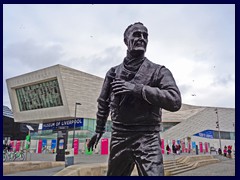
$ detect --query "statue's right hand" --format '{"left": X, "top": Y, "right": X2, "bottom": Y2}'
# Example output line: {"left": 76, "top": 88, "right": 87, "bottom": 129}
{"left": 111, "top": 79, "right": 136, "bottom": 95}
{"left": 87, "top": 133, "right": 103, "bottom": 151}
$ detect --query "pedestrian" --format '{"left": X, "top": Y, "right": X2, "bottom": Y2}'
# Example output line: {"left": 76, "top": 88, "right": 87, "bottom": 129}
{"left": 227, "top": 145, "right": 232, "bottom": 158}
{"left": 218, "top": 148, "right": 222, "bottom": 155}
{"left": 224, "top": 146, "right": 227, "bottom": 157}
{"left": 87, "top": 22, "right": 182, "bottom": 176}
{"left": 5, "top": 140, "right": 13, "bottom": 152}
{"left": 166, "top": 145, "right": 170, "bottom": 155}
{"left": 172, "top": 144, "right": 176, "bottom": 154}
{"left": 3, "top": 143, "right": 8, "bottom": 151}
{"left": 176, "top": 144, "right": 181, "bottom": 155}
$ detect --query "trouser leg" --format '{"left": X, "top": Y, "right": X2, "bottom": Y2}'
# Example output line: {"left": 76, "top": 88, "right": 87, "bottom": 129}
{"left": 106, "top": 131, "right": 135, "bottom": 176}
{"left": 133, "top": 132, "right": 164, "bottom": 176}
{"left": 106, "top": 131, "right": 164, "bottom": 176}
{"left": 107, "top": 151, "right": 135, "bottom": 176}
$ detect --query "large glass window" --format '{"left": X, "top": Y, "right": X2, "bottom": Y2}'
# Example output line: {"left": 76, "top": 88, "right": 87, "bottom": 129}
{"left": 230, "top": 132, "right": 235, "bottom": 140}
{"left": 16, "top": 78, "right": 63, "bottom": 111}
{"left": 82, "top": 119, "right": 112, "bottom": 132}
{"left": 213, "top": 130, "right": 234, "bottom": 140}
{"left": 82, "top": 118, "right": 96, "bottom": 132}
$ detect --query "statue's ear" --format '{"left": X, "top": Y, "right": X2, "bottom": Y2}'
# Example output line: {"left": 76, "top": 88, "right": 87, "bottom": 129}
{"left": 124, "top": 38, "right": 128, "bottom": 46}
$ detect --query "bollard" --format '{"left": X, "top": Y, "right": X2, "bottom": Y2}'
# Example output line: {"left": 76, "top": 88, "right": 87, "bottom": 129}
{"left": 65, "top": 155, "right": 74, "bottom": 167}
{"left": 65, "top": 149, "right": 74, "bottom": 167}
{"left": 196, "top": 145, "right": 199, "bottom": 155}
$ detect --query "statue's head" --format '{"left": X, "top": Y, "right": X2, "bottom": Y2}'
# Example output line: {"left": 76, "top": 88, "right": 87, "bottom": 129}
{"left": 124, "top": 22, "right": 148, "bottom": 56}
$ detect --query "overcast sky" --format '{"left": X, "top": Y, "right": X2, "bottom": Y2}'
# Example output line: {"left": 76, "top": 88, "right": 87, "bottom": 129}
{"left": 3, "top": 4, "right": 235, "bottom": 109}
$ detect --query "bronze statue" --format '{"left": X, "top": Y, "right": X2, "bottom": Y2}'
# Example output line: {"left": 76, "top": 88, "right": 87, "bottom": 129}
{"left": 88, "top": 22, "right": 182, "bottom": 176}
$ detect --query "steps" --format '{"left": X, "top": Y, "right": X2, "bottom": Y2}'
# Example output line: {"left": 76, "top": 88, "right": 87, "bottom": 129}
{"left": 164, "top": 155, "right": 220, "bottom": 176}
{"left": 53, "top": 155, "right": 220, "bottom": 176}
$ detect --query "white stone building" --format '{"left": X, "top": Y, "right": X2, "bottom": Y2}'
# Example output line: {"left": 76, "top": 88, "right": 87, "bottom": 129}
{"left": 6, "top": 64, "right": 235, "bottom": 152}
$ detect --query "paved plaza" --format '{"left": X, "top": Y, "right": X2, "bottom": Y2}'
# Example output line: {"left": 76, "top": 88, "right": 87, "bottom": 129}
{"left": 4, "top": 152, "right": 235, "bottom": 176}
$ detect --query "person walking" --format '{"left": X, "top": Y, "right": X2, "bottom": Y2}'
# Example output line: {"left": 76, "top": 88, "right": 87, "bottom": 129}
{"left": 166, "top": 145, "right": 171, "bottom": 155}
{"left": 176, "top": 144, "right": 181, "bottom": 155}
{"left": 227, "top": 145, "right": 232, "bottom": 158}
{"left": 172, "top": 144, "right": 176, "bottom": 154}
{"left": 218, "top": 148, "right": 222, "bottom": 155}
{"left": 223, "top": 146, "right": 227, "bottom": 157}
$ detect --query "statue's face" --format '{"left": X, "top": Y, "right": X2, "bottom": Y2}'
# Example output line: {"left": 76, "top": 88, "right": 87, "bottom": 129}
{"left": 125, "top": 24, "right": 148, "bottom": 55}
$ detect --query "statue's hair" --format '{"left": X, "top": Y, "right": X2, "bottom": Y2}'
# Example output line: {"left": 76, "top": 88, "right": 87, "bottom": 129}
{"left": 123, "top": 22, "right": 147, "bottom": 40}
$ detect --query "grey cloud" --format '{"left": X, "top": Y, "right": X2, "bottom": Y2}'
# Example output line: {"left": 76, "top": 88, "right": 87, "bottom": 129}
{"left": 178, "top": 84, "right": 193, "bottom": 96}
{"left": 62, "top": 46, "right": 123, "bottom": 78}
{"left": 86, "top": 46, "right": 124, "bottom": 76}
{"left": 190, "top": 89, "right": 235, "bottom": 108}
{"left": 93, "top": 46, "right": 123, "bottom": 65}
{"left": 211, "top": 74, "right": 235, "bottom": 86}
{"left": 4, "top": 39, "right": 64, "bottom": 69}
{"left": 3, "top": 4, "right": 235, "bottom": 109}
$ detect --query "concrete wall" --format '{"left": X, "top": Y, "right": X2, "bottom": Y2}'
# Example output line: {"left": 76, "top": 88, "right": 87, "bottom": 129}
{"left": 59, "top": 65, "right": 103, "bottom": 121}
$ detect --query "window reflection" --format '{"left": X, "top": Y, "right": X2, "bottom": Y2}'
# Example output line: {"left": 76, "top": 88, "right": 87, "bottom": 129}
{"left": 16, "top": 78, "right": 63, "bottom": 111}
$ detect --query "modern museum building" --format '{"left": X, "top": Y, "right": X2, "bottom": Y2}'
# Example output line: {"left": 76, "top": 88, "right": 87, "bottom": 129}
{"left": 6, "top": 64, "right": 235, "bottom": 154}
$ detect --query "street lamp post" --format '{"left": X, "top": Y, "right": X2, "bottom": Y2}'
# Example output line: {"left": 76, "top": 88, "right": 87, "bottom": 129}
{"left": 72, "top": 102, "right": 81, "bottom": 148}
{"left": 215, "top": 108, "right": 222, "bottom": 150}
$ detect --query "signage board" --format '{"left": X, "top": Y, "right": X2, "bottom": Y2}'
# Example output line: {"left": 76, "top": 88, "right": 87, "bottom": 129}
{"left": 51, "top": 139, "right": 57, "bottom": 150}
{"left": 193, "top": 130, "right": 214, "bottom": 139}
{"left": 42, "top": 118, "right": 84, "bottom": 130}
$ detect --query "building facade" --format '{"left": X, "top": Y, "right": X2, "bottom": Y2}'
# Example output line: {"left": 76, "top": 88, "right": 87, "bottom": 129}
{"left": 161, "top": 105, "right": 235, "bottom": 151}
{"left": 3, "top": 105, "right": 38, "bottom": 141}
{"left": 6, "top": 64, "right": 104, "bottom": 124}
{"left": 6, "top": 64, "right": 235, "bottom": 152}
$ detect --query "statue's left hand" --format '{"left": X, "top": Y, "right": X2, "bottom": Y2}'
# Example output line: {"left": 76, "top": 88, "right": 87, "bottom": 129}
{"left": 87, "top": 133, "right": 103, "bottom": 151}
{"left": 111, "top": 79, "right": 135, "bottom": 95}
